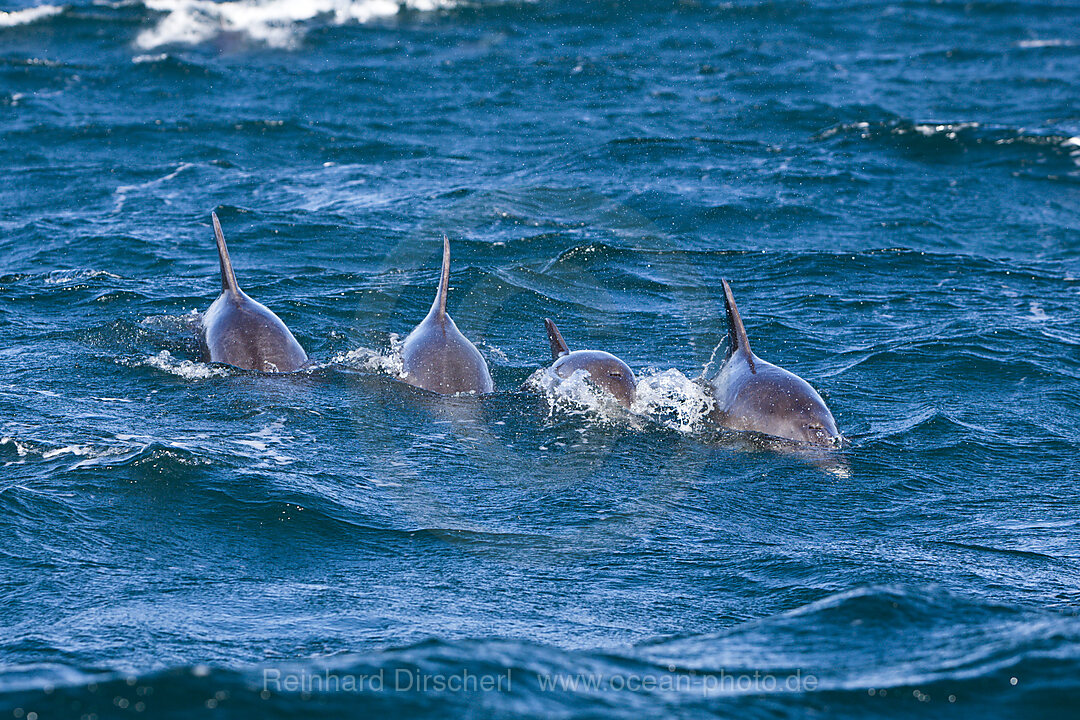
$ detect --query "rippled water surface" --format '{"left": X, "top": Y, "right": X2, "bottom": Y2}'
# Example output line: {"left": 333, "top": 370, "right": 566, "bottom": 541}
{"left": 2, "top": 0, "right": 1079, "bottom": 717}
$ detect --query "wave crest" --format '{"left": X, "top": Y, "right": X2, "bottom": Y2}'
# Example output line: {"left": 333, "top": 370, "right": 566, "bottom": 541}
{"left": 0, "top": 4, "right": 63, "bottom": 28}
{"left": 815, "top": 119, "right": 1080, "bottom": 176}
{"left": 137, "top": 0, "right": 459, "bottom": 49}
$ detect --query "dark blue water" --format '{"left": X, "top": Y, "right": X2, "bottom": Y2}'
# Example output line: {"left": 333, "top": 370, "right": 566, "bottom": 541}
{"left": 2, "top": 0, "right": 1079, "bottom": 717}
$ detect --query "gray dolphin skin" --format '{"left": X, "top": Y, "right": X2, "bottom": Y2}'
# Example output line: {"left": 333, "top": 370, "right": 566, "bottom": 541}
{"left": 198, "top": 212, "right": 308, "bottom": 373}
{"left": 708, "top": 280, "right": 841, "bottom": 446}
{"left": 544, "top": 318, "right": 637, "bottom": 408}
{"left": 400, "top": 236, "right": 494, "bottom": 395}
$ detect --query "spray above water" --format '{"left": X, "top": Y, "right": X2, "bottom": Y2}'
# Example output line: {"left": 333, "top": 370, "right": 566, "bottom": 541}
{"left": 525, "top": 364, "right": 715, "bottom": 436}
{"left": 140, "top": 349, "right": 229, "bottom": 379}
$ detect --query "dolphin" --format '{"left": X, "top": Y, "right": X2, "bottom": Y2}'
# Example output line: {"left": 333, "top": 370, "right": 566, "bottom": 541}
{"left": 708, "top": 279, "right": 840, "bottom": 446}
{"left": 400, "top": 236, "right": 493, "bottom": 395}
{"left": 543, "top": 318, "right": 637, "bottom": 408}
{"left": 198, "top": 212, "right": 308, "bottom": 373}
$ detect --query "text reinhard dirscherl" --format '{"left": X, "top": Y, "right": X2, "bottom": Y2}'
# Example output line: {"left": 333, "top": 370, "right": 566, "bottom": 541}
{"left": 261, "top": 668, "right": 819, "bottom": 696}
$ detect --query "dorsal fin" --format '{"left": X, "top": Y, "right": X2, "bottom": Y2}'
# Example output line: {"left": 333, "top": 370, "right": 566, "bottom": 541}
{"left": 429, "top": 234, "right": 450, "bottom": 319}
{"left": 212, "top": 212, "right": 240, "bottom": 295}
{"left": 721, "top": 279, "right": 755, "bottom": 374}
{"left": 544, "top": 318, "right": 570, "bottom": 360}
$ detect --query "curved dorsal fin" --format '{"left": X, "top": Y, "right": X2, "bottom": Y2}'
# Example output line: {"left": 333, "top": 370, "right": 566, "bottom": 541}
{"left": 544, "top": 318, "right": 570, "bottom": 360}
{"left": 212, "top": 212, "right": 240, "bottom": 295}
{"left": 721, "top": 279, "right": 755, "bottom": 374}
{"left": 429, "top": 234, "right": 451, "bottom": 320}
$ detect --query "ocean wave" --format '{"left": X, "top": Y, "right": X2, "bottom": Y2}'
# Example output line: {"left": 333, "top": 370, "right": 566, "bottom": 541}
{"left": 0, "top": 434, "right": 116, "bottom": 467}
{"left": 0, "top": 435, "right": 41, "bottom": 463}
{"left": 815, "top": 119, "right": 1080, "bottom": 174}
{"left": 8, "top": 427, "right": 308, "bottom": 482}
{"left": 0, "top": 4, "right": 64, "bottom": 28}
{"left": 35, "top": 269, "right": 122, "bottom": 288}
{"left": 136, "top": 0, "right": 460, "bottom": 49}
{"left": 0, "top": 431, "right": 221, "bottom": 474}
{"left": 0, "top": 484, "right": 92, "bottom": 527}
{"left": 3, "top": 586, "right": 1076, "bottom": 716}
{"left": 640, "top": 585, "right": 1079, "bottom": 687}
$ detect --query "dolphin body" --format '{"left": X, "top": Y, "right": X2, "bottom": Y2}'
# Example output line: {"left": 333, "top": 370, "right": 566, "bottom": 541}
{"left": 198, "top": 213, "right": 308, "bottom": 373}
{"left": 543, "top": 318, "right": 637, "bottom": 408}
{"left": 400, "top": 237, "right": 493, "bottom": 395}
{"left": 708, "top": 280, "right": 840, "bottom": 446}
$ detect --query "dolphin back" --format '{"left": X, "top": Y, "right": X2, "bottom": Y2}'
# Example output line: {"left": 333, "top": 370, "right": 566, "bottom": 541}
{"left": 709, "top": 280, "right": 839, "bottom": 445}
{"left": 400, "top": 237, "right": 493, "bottom": 394}
{"left": 200, "top": 295, "right": 308, "bottom": 373}
{"left": 199, "top": 213, "right": 308, "bottom": 373}
{"left": 402, "top": 315, "right": 494, "bottom": 394}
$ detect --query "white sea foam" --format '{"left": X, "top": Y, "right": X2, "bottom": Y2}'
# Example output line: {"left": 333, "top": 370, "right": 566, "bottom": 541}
{"left": 43, "top": 269, "right": 122, "bottom": 285}
{"left": 1016, "top": 39, "right": 1074, "bottom": 49}
{"left": 132, "top": 53, "right": 169, "bottom": 63}
{"left": 0, "top": 436, "right": 32, "bottom": 457}
{"left": 0, "top": 4, "right": 63, "bottom": 27}
{"left": 136, "top": 0, "right": 458, "bottom": 50}
{"left": 114, "top": 162, "right": 196, "bottom": 212}
{"left": 910, "top": 122, "right": 979, "bottom": 140}
{"left": 1063, "top": 136, "right": 1080, "bottom": 168}
{"left": 2, "top": 436, "right": 111, "bottom": 467}
{"left": 234, "top": 419, "right": 297, "bottom": 465}
{"left": 141, "top": 350, "right": 229, "bottom": 379}
{"left": 41, "top": 445, "right": 93, "bottom": 460}
{"left": 1025, "top": 302, "right": 1050, "bottom": 322}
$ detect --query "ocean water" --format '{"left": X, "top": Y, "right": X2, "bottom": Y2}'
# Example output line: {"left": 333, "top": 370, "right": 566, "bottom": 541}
{"left": 2, "top": 0, "right": 1079, "bottom": 717}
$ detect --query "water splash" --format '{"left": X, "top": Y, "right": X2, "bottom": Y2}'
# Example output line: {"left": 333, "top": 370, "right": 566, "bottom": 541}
{"left": 330, "top": 334, "right": 407, "bottom": 378}
{"left": 526, "top": 365, "right": 714, "bottom": 434}
{"left": 526, "top": 366, "right": 628, "bottom": 422}
{"left": 139, "top": 350, "right": 229, "bottom": 379}
{"left": 632, "top": 369, "right": 714, "bottom": 434}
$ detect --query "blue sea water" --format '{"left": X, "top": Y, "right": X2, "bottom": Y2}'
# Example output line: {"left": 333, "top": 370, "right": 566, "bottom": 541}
{"left": 2, "top": 0, "right": 1080, "bottom": 717}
